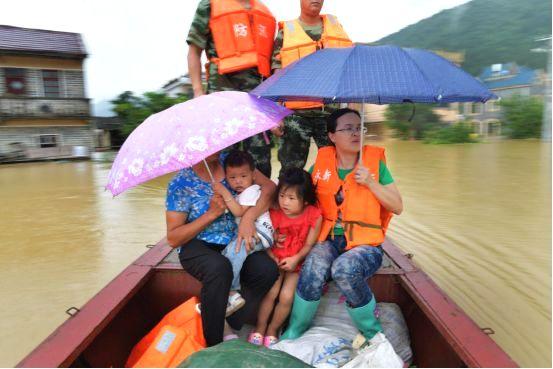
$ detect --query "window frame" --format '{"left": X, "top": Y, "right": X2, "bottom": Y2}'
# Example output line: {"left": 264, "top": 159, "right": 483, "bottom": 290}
{"left": 5, "top": 68, "right": 27, "bottom": 95}
{"left": 42, "top": 69, "right": 61, "bottom": 97}
{"left": 38, "top": 134, "right": 60, "bottom": 148}
{"left": 486, "top": 100, "right": 500, "bottom": 112}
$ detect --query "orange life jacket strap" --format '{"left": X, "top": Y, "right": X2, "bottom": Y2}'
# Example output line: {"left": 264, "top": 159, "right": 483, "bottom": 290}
{"left": 343, "top": 221, "right": 382, "bottom": 242}
{"left": 343, "top": 220, "right": 383, "bottom": 230}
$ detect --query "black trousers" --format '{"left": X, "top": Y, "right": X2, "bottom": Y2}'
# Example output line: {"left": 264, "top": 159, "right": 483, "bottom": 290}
{"left": 178, "top": 238, "right": 279, "bottom": 346}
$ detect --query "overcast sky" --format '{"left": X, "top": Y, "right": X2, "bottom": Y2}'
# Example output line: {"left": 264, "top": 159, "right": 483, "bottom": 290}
{"left": 1, "top": 0, "right": 471, "bottom": 115}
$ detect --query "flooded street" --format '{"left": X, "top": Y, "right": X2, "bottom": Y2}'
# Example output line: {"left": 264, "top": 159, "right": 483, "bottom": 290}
{"left": 0, "top": 140, "right": 550, "bottom": 367}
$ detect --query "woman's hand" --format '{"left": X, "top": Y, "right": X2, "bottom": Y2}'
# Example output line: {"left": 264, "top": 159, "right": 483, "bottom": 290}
{"left": 270, "top": 120, "right": 285, "bottom": 137}
{"left": 236, "top": 214, "right": 260, "bottom": 252}
{"left": 355, "top": 165, "right": 376, "bottom": 187}
{"left": 207, "top": 194, "right": 227, "bottom": 218}
{"left": 193, "top": 87, "right": 204, "bottom": 98}
{"left": 355, "top": 167, "right": 404, "bottom": 215}
{"left": 278, "top": 255, "right": 300, "bottom": 272}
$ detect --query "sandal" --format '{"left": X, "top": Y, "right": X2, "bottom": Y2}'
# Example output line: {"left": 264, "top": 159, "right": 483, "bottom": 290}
{"left": 263, "top": 335, "right": 278, "bottom": 347}
{"left": 247, "top": 332, "right": 264, "bottom": 346}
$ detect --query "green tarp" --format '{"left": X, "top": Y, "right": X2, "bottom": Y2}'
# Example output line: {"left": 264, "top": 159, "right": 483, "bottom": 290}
{"left": 179, "top": 339, "right": 312, "bottom": 368}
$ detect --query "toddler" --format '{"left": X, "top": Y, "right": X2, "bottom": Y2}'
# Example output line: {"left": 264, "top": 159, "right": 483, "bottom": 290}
{"left": 248, "top": 167, "right": 322, "bottom": 347}
{"left": 212, "top": 150, "right": 274, "bottom": 316}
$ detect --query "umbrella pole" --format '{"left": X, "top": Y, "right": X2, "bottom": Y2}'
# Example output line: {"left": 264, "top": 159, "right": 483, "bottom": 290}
{"left": 360, "top": 101, "right": 365, "bottom": 162}
{"left": 202, "top": 159, "right": 215, "bottom": 182}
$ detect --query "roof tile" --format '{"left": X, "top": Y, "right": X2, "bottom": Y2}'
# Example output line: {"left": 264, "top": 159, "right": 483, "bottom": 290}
{"left": 0, "top": 25, "right": 86, "bottom": 56}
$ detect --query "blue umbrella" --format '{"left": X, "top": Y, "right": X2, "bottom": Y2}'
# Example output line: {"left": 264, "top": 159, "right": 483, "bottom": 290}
{"left": 251, "top": 44, "right": 496, "bottom": 157}
{"left": 252, "top": 44, "right": 496, "bottom": 104}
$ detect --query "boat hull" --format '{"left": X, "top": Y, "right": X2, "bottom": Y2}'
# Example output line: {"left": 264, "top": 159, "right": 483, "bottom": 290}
{"left": 17, "top": 239, "right": 518, "bottom": 368}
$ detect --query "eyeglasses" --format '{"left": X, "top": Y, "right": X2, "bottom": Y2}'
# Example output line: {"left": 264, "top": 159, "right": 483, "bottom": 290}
{"left": 335, "top": 126, "right": 368, "bottom": 136}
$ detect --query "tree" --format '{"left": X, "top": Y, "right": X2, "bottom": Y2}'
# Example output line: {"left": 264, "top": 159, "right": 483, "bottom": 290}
{"left": 384, "top": 104, "right": 442, "bottom": 139}
{"left": 377, "top": 0, "right": 550, "bottom": 75}
{"left": 500, "top": 95, "right": 543, "bottom": 138}
{"left": 423, "top": 121, "right": 476, "bottom": 144}
{"left": 111, "top": 91, "right": 189, "bottom": 138}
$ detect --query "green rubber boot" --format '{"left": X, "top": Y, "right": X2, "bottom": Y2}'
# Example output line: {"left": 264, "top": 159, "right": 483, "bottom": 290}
{"left": 280, "top": 292, "right": 320, "bottom": 340}
{"left": 346, "top": 297, "right": 382, "bottom": 341}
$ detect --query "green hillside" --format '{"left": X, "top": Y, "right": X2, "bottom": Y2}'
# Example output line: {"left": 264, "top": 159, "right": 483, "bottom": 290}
{"left": 377, "top": 0, "right": 551, "bottom": 75}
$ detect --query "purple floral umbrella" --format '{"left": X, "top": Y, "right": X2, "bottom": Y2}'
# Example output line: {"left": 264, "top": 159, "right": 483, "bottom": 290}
{"left": 106, "top": 91, "right": 292, "bottom": 196}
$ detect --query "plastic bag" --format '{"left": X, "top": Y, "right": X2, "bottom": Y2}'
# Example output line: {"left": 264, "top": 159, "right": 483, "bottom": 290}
{"left": 377, "top": 303, "right": 412, "bottom": 364}
{"left": 271, "top": 283, "right": 358, "bottom": 367}
{"left": 272, "top": 282, "right": 412, "bottom": 367}
{"left": 343, "top": 332, "right": 404, "bottom": 368}
{"left": 271, "top": 327, "right": 353, "bottom": 368}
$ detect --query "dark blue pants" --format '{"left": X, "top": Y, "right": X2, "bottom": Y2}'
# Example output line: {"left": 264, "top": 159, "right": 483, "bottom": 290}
{"left": 179, "top": 238, "right": 278, "bottom": 346}
{"left": 297, "top": 236, "right": 383, "bottom": 308}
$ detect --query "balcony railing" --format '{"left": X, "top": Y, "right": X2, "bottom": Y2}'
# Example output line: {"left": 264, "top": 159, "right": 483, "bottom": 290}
{"left": 0, "top": 97, "right": 90, "bottom": 118}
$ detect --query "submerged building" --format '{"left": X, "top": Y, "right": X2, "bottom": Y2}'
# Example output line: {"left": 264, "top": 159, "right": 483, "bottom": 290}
{"left": 0, "top": 25, "right": 92, "bottom": 161}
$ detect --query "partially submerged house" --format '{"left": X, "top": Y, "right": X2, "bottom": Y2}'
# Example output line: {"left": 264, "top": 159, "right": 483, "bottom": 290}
{"left": 0, "top": 25, "right": 92, "bottom": 162}
{"left": 461, "top": 63, "right": 546, "bottom": 136}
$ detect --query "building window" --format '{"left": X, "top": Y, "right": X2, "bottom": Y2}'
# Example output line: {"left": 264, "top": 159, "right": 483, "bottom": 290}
{"left": 466, "top": 103, "right": 482, "bottom": 115}
{"left": 486, "top": 100, "right": 500, "bottom": 112}
{"left": 5, "top": 68, "right": 26, "bottom": 95}
{"left": 39, "top": 134, "right": 59, "bottom": 148}
{"left": 42, "top": 70, "right": 60, "bottom": 97}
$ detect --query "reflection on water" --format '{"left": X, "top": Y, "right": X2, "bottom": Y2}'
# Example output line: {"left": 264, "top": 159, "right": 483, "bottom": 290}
{"left": 0, "top": 140, "right": 550, "bottom": 367}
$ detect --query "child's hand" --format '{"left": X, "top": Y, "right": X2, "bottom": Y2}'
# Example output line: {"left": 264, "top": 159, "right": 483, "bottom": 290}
{"left": 278, "top": 255, "right": 299, "bottom": 272}
{"left": 212, "top": 182, "right": 231, "bottom": 199}
{"left": 273, "top": 230, "right": 286, "bottom": 248}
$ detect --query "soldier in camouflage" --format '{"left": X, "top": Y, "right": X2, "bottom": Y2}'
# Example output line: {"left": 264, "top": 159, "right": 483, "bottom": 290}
{"left": 187, "top": 0, "right": 273, "bottom": 178}
{"left": 271, "top": 0, "right": 336, "bottom": 175}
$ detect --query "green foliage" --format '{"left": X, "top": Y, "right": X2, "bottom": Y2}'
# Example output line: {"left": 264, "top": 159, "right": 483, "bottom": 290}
{"left": 500, "top": 95, "right": 544, "bottom": 138}
{"left": 384, "top": 104, "right": 442, "bottom": 139}
{"left": 377, "top": 0, "right": 550, "bottom": 75}
{"left": 111, "top": 91, "right": 189, "bottom": 137}
{"left": 423, "top": 121, "right": 477, "bottom": 144}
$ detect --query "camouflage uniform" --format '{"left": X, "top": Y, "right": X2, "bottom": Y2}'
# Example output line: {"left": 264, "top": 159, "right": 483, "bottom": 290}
{"left": 187, "top": 0, "right": 272, "bottom": 177}
{"left": 272, "top": 21, "right": 334, "bottom": 175}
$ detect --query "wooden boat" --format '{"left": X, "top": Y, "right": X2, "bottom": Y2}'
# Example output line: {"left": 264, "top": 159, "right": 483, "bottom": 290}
{"left": 17, "top": 239, "right": 518, "bottom": 368}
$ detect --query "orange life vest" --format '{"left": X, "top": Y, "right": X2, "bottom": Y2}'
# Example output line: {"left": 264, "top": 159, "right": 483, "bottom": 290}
{"left": 279, "top": 15, "right": 352, "bottom": 110}
{"left": 312, "top": 145, "right": 393, "bottom": 249}
{"left": 126, "top": 297, "right": 206, "bottom": 368}
{"left": 209, "top": 0, "right": 276, "bottom": 78}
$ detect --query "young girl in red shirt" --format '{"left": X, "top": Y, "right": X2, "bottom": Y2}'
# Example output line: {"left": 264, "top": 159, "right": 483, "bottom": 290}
{"left": 248, "top": 167, "right": 322, "bottom": 347}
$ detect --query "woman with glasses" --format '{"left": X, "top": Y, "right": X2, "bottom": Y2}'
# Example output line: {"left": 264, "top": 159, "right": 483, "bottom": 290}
{"left": 280, "top": 108, "right": 403, "bottom": 344}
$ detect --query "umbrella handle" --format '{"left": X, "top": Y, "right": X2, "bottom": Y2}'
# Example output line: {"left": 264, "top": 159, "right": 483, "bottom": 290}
{"left": 360, "top": 101, "right": 365, "bottom": 162}
{"left": 203, "top": 158, "right": 228, "bottom": 214}
{"left": 203, "top": 159, "right": 215, "bottom": 182}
